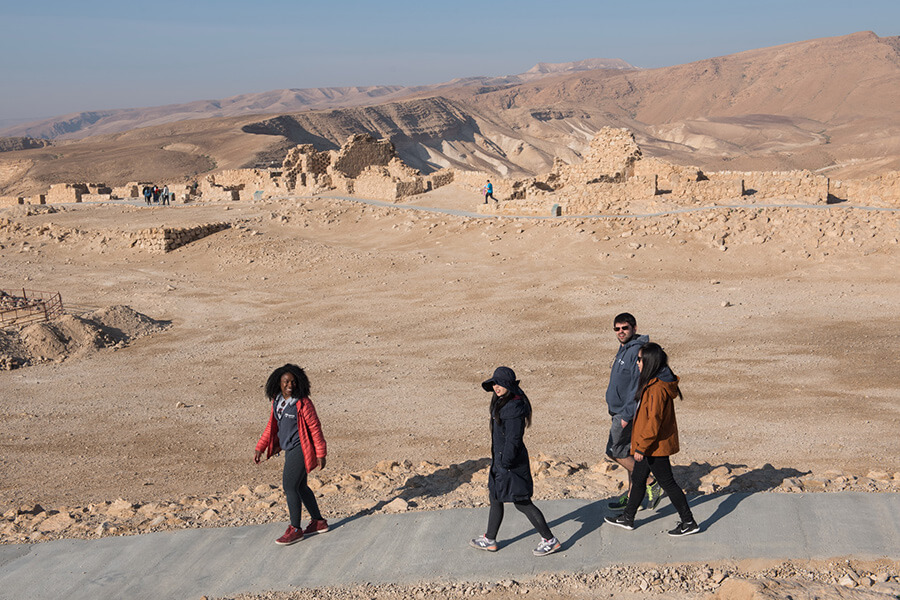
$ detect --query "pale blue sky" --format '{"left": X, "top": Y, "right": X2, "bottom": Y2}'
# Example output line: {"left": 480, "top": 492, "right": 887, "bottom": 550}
{"left": 1, "top": 0, "right": 898, "bottom": 122}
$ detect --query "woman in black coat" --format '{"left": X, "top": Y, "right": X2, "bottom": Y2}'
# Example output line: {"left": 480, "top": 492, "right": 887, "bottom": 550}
{"left": 470, "top": 366, "right": 561, "bottom": 557}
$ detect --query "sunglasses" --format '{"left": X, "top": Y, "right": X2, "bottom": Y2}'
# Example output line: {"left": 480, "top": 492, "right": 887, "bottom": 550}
{"left": 614, "top": 325, "right": 632, "bottom": 332}
{"left": 636, "top": 356, "right": 643, "bottom": 363}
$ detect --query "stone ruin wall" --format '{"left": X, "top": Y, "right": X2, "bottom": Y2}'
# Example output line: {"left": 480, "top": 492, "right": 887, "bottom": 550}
{"left": 281, "top": 144, "right": 332, "bottom": 193}
{"left": 670, "top": 177, "right": 745, "bottom": 204}
{"left": 128, "top": 223, "right": 229, "bottom": 253}
{"left": 0, "top": 195, "right": 46, "bottom": 206}
{"left": 557, "top": 127, "right": 642, "bottom": 187}
{"left": 560, "top": 177, "right": 658, "bottom": 214}
{"left": 832, "top": 171, "right": 900, "bottom": 207}
{"left": 705, "top": 170, "right": 829, "bottom": 204}
{"left": 198, "top": 170, "right": 280, "bottom": 202}
{"left": 46, "top": 183, "right": 88, "bottom": 204}
{"left": 329, "top": 134, "right": 395, "bottom": 179}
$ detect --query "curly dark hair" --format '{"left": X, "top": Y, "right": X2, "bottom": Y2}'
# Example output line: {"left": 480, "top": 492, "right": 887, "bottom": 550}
{"left": 264, "top": 364, "right": 310, "bottom": 401}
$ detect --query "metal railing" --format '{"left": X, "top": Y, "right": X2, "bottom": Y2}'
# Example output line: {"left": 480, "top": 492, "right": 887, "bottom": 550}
{"left": 0, "top": 288, "right": 64, "bottom": 327}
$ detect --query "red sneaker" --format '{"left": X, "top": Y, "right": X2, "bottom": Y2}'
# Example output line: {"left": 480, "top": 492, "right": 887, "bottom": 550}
{"left": 303, "top": 519, "right": 329, "bottom": 535}
{"left": 275, "top": 525, "right": 303, "bottom": 546}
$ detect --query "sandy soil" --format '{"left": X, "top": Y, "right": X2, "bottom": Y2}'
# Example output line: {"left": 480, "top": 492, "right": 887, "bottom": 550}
{"left": 2, "top": 189, "right": 898, "bottom": 508}
{"left": 1, "top": 191, "right": 899, "bottom": 598}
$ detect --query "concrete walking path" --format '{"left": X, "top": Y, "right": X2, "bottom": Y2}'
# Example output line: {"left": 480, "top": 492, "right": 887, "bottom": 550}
{"left": 0, "top": 492, "right": 898, "bottom": 600}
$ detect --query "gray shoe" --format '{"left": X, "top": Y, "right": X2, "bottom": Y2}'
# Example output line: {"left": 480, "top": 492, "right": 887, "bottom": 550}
{"left": 533, "top": 537, "right": 561, "bottom": 556}
{"left": 469, "top": 535, "right": 498, "bottom": 551}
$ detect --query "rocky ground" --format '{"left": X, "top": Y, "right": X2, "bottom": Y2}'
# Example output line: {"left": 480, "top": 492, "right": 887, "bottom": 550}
{"left": 3, "top": 455, "right": 899, "bottom": 545}
{"left": 215, "top": 559, "right": 900, "bottom": 600}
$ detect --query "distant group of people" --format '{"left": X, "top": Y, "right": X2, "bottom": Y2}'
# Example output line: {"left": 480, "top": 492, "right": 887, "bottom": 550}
{"left": 253, "top": 311, "right": 698, "bottom": 555}
{"left": 142, "top": 184, "right": 171, "bottom": 206}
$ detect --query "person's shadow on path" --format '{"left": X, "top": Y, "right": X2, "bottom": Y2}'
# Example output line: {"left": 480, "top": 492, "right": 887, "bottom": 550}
{"left": 331, "top": 458, "right": 491, "bottom": 530}
{"left": 651, "top": 462, "right": 809, "bottom": 530}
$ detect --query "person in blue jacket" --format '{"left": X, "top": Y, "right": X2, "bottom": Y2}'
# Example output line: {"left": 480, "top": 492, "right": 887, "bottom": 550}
{"left": 470, "top": 366, "right": 561, "bottom": 557}
{"left": 484, "top": 180, "right": 495, "bottom": 201}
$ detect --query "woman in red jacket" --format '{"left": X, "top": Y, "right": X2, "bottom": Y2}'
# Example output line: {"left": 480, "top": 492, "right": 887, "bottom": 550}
{"left": 604, "top": 343, "right": 699, "bottom": 536}
{"left": 254, "top": 364, "right": 329, "bottom": 546}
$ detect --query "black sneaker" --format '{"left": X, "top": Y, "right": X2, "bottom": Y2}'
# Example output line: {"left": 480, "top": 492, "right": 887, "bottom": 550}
{"left": 667, "top": 520, "right": 699, "bottom": 537}
{"left": 607, "top": 493, "right": 628, "bottom": 511}
{"left": 604, "top": 513, "right": 635, "bottom": 530}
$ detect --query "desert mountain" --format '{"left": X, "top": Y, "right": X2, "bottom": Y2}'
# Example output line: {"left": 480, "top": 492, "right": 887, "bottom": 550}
{"left": 1, "top": 32, "right": 899, "bottom": 196}
{"left": 0, "top": 59, "right": 637, "bottom": 141}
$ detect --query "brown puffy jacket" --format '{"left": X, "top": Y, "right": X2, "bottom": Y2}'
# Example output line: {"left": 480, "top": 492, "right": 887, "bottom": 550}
{"left": 631, "top": 376, "right": 681, "bottom": 457}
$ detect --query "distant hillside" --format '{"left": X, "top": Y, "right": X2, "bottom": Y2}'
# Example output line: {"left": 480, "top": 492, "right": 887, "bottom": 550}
{"left": 0, "top": 59, "right": 637, "bottom": 141}
{"left": 2, "top": 32, "right": 899, "bottom": 196}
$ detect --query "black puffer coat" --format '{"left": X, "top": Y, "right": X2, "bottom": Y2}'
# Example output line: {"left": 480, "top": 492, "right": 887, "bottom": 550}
{"left": 488, "top": 395, "right": 534, "bottom": 502}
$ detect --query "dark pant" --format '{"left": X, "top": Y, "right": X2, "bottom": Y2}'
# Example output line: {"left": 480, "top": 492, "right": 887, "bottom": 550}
{"left": 283, "top": 445, "right": 322, "bottom": 528}
{"left": 486, "top": 497, "right": 553, "bottom": 540}
{"left": 625, "top": 455, "right": 694, "bottom": 523}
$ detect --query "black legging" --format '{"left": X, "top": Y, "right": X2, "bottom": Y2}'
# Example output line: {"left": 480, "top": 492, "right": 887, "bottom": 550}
{"left": 625, "top": 454, "right": 694, "bottom": 522}
{"left": 486, "top": 497, "right": 553, "bottom": 540}
{"left": 283, "top": 445, "right": 322, "bottom": 528}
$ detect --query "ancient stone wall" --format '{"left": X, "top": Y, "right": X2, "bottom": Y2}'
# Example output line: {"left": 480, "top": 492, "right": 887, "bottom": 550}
{"left": 129, "top": 223, "right": 229, "bottom": 253}
{"left": 706, "top": 170, "right": 828, "bottom": 203}
{"left": 281, "top": 144, "right": 332, "bottom": 193}
{"left": 209, "top": 169, "right": 281, "bottom": 194}
{"left": 87, "top": 184, "right": 112, "bottom": 195}
{"left": 46, "top": 184, "right": 87, "bottom": 203}
{"left": 577, "top": 127, "right": 642, "bottom": 181}
{"left": 0, "top": 196, "right": 23, "bottom": 207}
{"left": 112, "top": 184, "right": 140, "bottom": 199}
{"left": 633, "top": 158, "right": 700, "bottom": 190}
{"left": 329, "top": 134, "right": 395, "bottom": 179}
{"left": 670, "top": 177, "right": 744, "bottom": 204}
{"left": 561, "top": 177, "right": 658, "bottom": 214}
{"left": 832, "top": 171, "right": 900, "bottom": 207}
{"left": 80, "top": 194, "right": 113, "bottom": 203}
{"left": 427, "top": 169, "right": 454, "bottom": 190}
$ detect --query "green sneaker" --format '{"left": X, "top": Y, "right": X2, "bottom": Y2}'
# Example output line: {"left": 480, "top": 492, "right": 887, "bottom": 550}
{"left": 607, "top": 493, "right": 628, "bottom": 511}
{"left": 646, "top": 480, "right": 664, "bottom": 510}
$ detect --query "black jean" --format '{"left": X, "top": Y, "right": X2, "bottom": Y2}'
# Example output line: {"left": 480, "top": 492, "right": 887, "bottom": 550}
{"left": 283, "top": 445, "right": 322, "bottom": 528}
{"left": 625, "top": 454, "right": 694, "bottom": 523}
{"left": 486, "top": 497, "right": 553, "bottom": 540}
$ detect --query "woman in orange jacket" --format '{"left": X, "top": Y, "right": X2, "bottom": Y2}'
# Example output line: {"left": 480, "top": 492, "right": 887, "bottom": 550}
{"left": 254, "top": 364, "right": 329, "bottom": 546}
{"left": 604, "top": 343, "right": 699, "bottom": 536}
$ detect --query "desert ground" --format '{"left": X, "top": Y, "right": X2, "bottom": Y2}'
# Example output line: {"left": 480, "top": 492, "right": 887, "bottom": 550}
{"left": 2, "top": 186, "right": 899, "bottom": 598}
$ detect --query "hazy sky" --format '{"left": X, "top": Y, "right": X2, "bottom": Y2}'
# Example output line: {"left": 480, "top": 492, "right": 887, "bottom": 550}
{"left": 1, "top": 0, "right": 898, "bottom": 123}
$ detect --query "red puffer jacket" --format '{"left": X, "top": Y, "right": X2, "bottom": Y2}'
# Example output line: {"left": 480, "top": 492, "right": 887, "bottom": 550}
{"left": 255, "top": 396, "right": 327, "bottom": 473}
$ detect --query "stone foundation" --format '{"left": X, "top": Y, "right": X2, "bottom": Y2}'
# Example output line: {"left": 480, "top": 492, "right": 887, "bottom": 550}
{"left": 129, "top": 223, "right": 230, "bottom": 253}
{"left": 476, "top": 199, "right": 563, "bottom": 217}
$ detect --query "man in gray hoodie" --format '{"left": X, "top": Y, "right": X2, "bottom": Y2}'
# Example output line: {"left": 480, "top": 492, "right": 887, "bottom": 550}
{"left": 605, "top": 312, "right": 660, "bottom": 510}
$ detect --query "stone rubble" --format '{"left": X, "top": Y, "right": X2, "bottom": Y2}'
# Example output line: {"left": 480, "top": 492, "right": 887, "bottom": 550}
{"left": 2, "top": 455, "right": 897, "bottom": 546}
{"left": 210, "top": 560, "right": 900, "bottom": 600}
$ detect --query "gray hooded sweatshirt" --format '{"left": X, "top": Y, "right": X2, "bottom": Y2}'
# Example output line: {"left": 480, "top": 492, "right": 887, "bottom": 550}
{"left": 605, "top": 333, "right": 649, "bottom": 422}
